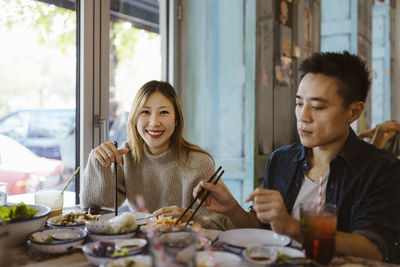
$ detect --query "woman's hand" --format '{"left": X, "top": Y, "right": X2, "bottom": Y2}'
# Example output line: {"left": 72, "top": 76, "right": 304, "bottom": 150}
{"left": 93, "top": 141, "right": 129, "bottom": 168}
{"left": 152, "top": 206, "right": 192, "bottom": 222}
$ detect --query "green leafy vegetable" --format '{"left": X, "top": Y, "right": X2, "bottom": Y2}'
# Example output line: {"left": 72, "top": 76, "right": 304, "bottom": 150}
{"left": 0, "top": 203, "right": 37, "bottom": 222}
{"left": 0, "top": 207, "right": 10, "bottom": 222}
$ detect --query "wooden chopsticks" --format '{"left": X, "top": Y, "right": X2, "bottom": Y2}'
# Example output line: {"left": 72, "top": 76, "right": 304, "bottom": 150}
{"left": 175, "top": 166, "right": 222, "bottom": 225}
{"left": 114, "top": 141, "right": 118, "bottom": 217}
{"left": 184, "top": 170, "right": 224, "bottom": 228}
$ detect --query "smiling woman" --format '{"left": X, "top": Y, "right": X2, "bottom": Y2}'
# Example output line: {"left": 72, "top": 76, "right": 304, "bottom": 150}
{"left": 80, "top": 81, "right": 233, "bottom": 230}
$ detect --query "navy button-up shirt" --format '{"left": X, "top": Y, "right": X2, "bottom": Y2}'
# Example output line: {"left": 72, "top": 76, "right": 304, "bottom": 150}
{"left": 263, "top": 128, "right": 400, "bottom": 262}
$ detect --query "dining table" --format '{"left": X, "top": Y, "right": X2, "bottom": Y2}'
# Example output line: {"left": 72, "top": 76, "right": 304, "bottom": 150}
{"left": 4, "top": 206, "right": 400, "bottom": 267}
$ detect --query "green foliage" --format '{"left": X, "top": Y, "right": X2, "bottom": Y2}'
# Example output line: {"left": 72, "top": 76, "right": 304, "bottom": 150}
{"left": 1, "top": 0, "right": 76, "bottom": 54}
{"left": 111, "top": 22, "right": 139, "bottom": 62}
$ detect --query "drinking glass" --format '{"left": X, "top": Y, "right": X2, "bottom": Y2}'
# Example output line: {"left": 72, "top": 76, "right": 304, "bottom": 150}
{"left": 300, "top": 203, "right": 337, "bottom": 265}
{"left": 151, "top": 231, "right": 196, "bottom": 267}
{"left": 34, "top": 190, "right": 64, "bottom": 217}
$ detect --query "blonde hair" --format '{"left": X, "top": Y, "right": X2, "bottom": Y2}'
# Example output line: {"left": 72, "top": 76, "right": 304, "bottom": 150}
{"left": 127, "top": 80, "right": 213, "bottom": 166}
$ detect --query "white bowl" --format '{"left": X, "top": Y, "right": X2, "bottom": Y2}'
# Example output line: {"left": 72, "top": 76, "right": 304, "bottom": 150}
{"left": 4, "top": 203, "right": 51, "bottom": 247}
{"left": 83, "top": 239, "right": 146, "bottom": 266}
{"left": 87, "top": 229, "right": 137, "bottom": 241}
{"left": 243, "top": 246, "right": 278, "bottom": 265}
{"left": 27, "top": 228, "right": 87, "bottom": 254}
{"left": 114, "top": 238, "right": 147, "bottom": 254}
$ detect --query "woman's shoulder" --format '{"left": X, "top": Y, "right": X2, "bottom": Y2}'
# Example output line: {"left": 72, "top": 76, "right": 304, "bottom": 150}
{"left": 185, "top": 150, "right": 214, "bottom": 168}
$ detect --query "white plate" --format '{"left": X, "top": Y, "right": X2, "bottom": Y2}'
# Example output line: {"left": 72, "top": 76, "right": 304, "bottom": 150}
{"left": 47, "top": 213, "right": 97, "bottom": 228}
{"left": 196, "top": 251, "right": 242, "bottom": 267}
{"left": 101, "top": 255, "right": 152, "bottom": 267}
{"left": 28, "top": 228, "right": 86, "bottom": 254}
{"left": 218, "top": 229, "right": 291, "bottom": 248}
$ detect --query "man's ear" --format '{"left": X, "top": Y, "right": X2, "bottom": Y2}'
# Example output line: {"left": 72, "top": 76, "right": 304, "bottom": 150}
{"left": 347, "top": 101, "right": 364, "bottom": 123}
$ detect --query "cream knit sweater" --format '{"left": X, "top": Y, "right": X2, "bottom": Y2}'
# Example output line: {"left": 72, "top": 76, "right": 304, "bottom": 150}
{"left": 80, "top": 142, "right": 233, "bottom": 230}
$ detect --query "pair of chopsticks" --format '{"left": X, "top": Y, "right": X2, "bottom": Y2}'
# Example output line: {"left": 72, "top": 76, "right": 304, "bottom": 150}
{"left": 113, "top": 141, "right": 118, "bottom": 217}
{"left": 175, "top": 166, "right": 224, "bottom": 227}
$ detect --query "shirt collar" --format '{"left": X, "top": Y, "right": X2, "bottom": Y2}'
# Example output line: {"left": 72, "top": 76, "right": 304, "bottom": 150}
{"left": 293, "top": 127, "right": 360, "bottom": 166}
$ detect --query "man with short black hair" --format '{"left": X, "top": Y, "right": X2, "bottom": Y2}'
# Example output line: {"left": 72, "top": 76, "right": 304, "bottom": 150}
{"left": 194, "top": 51, "right": 400, "bottom": 262}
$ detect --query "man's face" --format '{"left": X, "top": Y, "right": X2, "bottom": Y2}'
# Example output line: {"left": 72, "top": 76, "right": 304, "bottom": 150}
{"left": 295, "top": 73, "right": 352, "bottom": 149}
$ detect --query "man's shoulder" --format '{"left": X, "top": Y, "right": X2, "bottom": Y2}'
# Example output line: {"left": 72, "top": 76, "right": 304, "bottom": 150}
{"left": 355, "top": 139, "right": 400, "bottom": 168}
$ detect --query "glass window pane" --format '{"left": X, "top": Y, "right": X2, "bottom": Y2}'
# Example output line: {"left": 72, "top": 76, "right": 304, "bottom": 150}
{"left": 0, "top": 0, "right": 77, "bottom": 205}
{"left": 108, "top": 0, "right": 161, "bottom": 145}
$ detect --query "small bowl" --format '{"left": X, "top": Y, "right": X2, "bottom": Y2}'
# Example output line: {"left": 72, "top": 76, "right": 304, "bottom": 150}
{"left": 114, "top": 238, "right": 147, "bottom": 254}
{"left": 243, "top": 246, "right": 278, "bottom": 265}
{"left": 28, "top": 228, "right": 87, "bottom": 254}
{"left": 85, "top": 220, "right": 111, "bottom": 234}
{"left": 87, "top": 229, "right": 137, "bottom": 241}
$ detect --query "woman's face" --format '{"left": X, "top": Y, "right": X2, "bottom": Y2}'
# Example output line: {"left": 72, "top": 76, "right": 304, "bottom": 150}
{"left": 136, "top": 91, "right": 176, "bottom": 155}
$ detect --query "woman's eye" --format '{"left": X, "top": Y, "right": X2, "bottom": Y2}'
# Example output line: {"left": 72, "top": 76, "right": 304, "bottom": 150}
{"left": 295, "top": 103, "right": 303, "bottom": 107}
{"left": 312, "top": 106, "right": 324, "bottom": 110}
{"left": 160, "top": 110, "right": 169, "bottom": 115}
{"left": 141, "top": 110, "right": 150, "bottom": 114}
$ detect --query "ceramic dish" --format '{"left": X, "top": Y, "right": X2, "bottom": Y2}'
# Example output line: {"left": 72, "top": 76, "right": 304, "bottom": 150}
{"left": 27, "top": 228, "right": 86, "bottom": 254}
{"left": 87, "top": 229, "right": 137, "bottom": 241}
{"left": 242, "top": 246, "right": 278, "bottom": 265}
{"left": 83, "top": 238, "right": 147, "bottom": 266}
{"left": 267, "top": 246, "right": 305, "bottom": 259}
{"left": 5, "top": 203, "right": 51, "bottom": 247}
{"left": 218, "top": 228, "right": 290, "bottom": 249}
{"left": 101, "top": 255, "right": 152, "bottom": 267}
{"left": 99, "top": 212, "right": 154, "bottom": 226}
{"left": 196, "top": 251, "right": 242, "bottom": 267}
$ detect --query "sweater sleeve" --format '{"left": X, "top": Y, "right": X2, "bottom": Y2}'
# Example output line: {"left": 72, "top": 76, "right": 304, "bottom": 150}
{"left": 80, "top": 149, "right": 126, "bottom": 209}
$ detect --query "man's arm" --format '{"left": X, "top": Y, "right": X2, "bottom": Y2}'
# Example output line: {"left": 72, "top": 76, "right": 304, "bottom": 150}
{"left": 336, "top": 232, "right": 382, "bottom": 261}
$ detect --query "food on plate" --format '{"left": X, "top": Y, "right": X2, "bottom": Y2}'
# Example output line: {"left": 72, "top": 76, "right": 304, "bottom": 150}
{"left": 275, "top": 252, "right": 290, "bottom": 264}
{"left": 0, "top": 203, "right": 37, "bottom": 222}
{"left": 92, "top": 241, "right": 129, "bottom": 257}
{"left": 196, "top": 236, "right": 212, "bottom": 250}
{"left": 86, "top": 212, "right": 137, "bottom": 234}
{"left": 50, "top": 212, "right": 97, "bottom": 225}
{"left": 141, "top": 216, "right": 200, "bottom": 233}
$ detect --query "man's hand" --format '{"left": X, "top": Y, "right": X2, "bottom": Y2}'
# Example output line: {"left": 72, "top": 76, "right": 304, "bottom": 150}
{"left": 246, "top": 188, "right": 297, "bottom": 236}
{"left": 193, "top": 180, "right": 238, "bottom": 215}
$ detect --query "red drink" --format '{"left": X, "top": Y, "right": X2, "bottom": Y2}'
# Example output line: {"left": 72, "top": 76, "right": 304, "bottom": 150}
{"left": 300, "top": 204, "right": 337, "bottom": 265}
